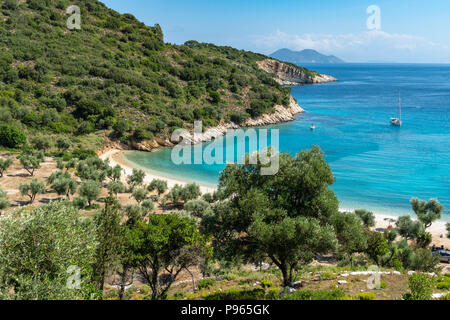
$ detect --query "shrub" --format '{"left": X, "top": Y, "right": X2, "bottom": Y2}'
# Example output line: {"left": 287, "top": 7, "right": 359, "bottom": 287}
{"left": 261, "top": 280, "right": 274, "bottom": 289}
{"left": 436, "top": 281, "right": 450, "bottom": 290}
{"left": 72, "top": 149, "right": 98, "bottom": 160}
{"left": 173, "top": 292, "right": 186, "bottom": 300}
{"left": 355, "top": 209, "right": 375, "bottom": 228}
{"left": 0, "top": 124, "right": 26, "bottom": 148}
{"left": 229, "top": 111, "right": 249, "bottom": 125}
{"left": 197, "top": 278, "right": 216, "bottom": 290}
{"left": 266, "top": 288, "right": 279, "bottom": 300}
{"left": 73, "top": 197, "right": 88, "bottom": 210}
{"left": 436, "top": 275, "right": 450, "bottom": 290}
{"left": 283, "top": 288, "right": 346, "bottom": 301}
{"left": 356, "top": 292, "right": 376, "bottom": 300}
{"left": 0, "top": 188, "right": 9, "bottom": 210}
{"left": 403, "top": 273, "right": 436, "bottom": 300}
{"left": 30, "top": 135, "right": 53, "bottom": 152}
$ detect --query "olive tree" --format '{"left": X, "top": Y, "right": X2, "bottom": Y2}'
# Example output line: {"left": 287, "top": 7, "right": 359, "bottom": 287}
{"left": 132, "top": 187, "right": 148, "bottom": 204}
{"left": 355, "top": 209, "right": 376, "bottom": 228}
{"left": 19, "top": 178, "right": 45, "bottom": 204}
{"left": 410, "top": 198, "right": 443, "bottom": 229}
{"left": 107, "top": 181, "right": 126, "bottom": 198}
{"left": 79, "top": 180, "right": 101, "bottom": 207}
{"left": 128, "top": 213, "right": 211, "bottom": 300}
{"left": 126, "top": 169, "right": 145, "bottom": 191}
{"left": 148, "top": 179, "right": 168, "bottom": 197}
{"left": 30, "top": 135, "right": 52, "bottom": 153}
{"left": 18, "top": 151, "right": 44, "bottom": 176}
{"left": 184, "top": 199, "right": 210, "bottom": 218}
{"left": 56, "top": 136, "right": 72, "bottom": 152}
{"left": 181, "top": 183, "right": 201, "bottom": 202}
{"left": 76, "top": 157, "right": 108, "bottom": 183}
{"left": 107, "top": 164, "right": 123, "bottom": 182}
{"left": 0, "top": 202, "right": 98, "bottom": 300}
{"left": 48, "top": 171, "right": 78, "bottom": 200}
{"left": 0, "top": 157, "right": 13, "bottom": 178}
{"left": 202, "top": 147, "right": 339, "bottom": 286}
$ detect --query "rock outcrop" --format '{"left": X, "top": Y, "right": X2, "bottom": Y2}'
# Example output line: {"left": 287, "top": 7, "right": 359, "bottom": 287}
{"left": 256, "top": 59, "right": 337, "bottom": 86}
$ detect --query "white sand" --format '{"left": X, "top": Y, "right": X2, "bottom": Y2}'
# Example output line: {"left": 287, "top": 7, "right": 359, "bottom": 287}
{"left": 100, "top": 149, "right": 217, "bottom": 194}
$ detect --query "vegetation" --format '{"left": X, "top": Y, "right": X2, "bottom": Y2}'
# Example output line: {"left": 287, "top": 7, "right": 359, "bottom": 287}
{"left": 0, "top": 0, "right": 314, "bottom": 149}
{"left": 19, "top": 178, "right": 44, "bottom": 203}
{"left": 0, "top": 188, "right": 9, "bottom": 210}
{"left": 128, "top": 213, "right": 211, "bottom": 300}
{"left": 0, "top": 157, "right": 13, "bottom": 177}
{"left": 403, "top": 274, "right": 436, "bottom": 300}
{"left": 202, "top": 147, "right": 340, "bottom": 286}
{"left": 0, "top": 202, "right": 98, "bottom": 299}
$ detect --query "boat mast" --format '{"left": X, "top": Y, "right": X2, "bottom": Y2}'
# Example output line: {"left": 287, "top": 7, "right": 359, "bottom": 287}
{"left": 398, "top": 89, "right": 402, "bottom": 122}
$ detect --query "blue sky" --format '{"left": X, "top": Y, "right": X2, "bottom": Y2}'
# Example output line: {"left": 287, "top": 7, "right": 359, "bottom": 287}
{"left": 102, "top": 0, "right": 450, "bottom": 63}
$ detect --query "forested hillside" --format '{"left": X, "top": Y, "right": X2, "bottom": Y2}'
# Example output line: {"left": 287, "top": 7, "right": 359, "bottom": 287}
{"left": 0, "top": 0, "right": 317, "bottom": 150}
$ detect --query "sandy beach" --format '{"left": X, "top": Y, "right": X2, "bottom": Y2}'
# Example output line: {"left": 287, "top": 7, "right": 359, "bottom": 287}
{"left": 100, "top": 149, "right": 217, "bottom": 194}
{"left": 101, "top": 149, "right": 450, "bottom": 251}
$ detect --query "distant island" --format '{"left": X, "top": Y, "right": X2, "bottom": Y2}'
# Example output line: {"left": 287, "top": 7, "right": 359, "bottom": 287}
{"left": 270, "top": 48, "right": 345, "bottom": 64}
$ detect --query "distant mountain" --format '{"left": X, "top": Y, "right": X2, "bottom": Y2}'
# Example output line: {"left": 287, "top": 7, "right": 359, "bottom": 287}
{"left": 270, "top": 48, "right": 345, "bottom": 64}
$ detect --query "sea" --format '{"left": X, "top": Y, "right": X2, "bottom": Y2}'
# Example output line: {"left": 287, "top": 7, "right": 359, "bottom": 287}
{"left": 123, "top": 63, "right": 450, "bottom": 220}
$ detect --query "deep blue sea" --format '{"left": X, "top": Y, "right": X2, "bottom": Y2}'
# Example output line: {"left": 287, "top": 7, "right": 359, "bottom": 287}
{"left": 124, "top": 64, "right": 450, "bottom": 220}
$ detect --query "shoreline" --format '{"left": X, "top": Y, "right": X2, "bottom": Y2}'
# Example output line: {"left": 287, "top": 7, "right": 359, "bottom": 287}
{"left": 100, "top": 149, "right": 217, "bottom": 194}
{"left": 101, "top": 149, "right": 450, "bottom": 248}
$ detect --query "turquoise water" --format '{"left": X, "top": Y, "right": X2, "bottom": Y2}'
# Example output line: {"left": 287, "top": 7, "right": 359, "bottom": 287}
{"left": 124, "top": 64, "right": 450, "bottom": 219}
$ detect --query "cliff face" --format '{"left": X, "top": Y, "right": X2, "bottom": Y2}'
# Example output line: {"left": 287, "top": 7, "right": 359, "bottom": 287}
{"left": 256, "top": 59, "right": 337, "bottom": 86}
{"left": 106, "top": 96, "right": 304, "bottom": 153}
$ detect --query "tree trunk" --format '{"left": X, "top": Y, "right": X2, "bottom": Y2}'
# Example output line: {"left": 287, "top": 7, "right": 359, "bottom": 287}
{"left": 281, "top": 265, "right": 290, "bottom": 287}
{"left": 185, "top": 268, "right": 196, "bottom": 293}
{"left": 151, "top": 270, "right": 159, "bottom": 300}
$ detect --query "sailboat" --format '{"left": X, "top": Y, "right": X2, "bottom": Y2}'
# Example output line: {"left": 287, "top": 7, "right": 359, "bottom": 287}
{"left": 390, "top": 90, "right": 402, "bottom": 127}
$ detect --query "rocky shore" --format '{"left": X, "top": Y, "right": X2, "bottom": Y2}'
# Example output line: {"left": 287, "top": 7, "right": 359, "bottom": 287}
{"left": 99, "top": 58, "right": 336, "bottom": 154}
{"left": 99, "top": 95, "right": 305, "bottom": 154}
{"left": 256, "top": 58, "right": 338, "bottom": 86}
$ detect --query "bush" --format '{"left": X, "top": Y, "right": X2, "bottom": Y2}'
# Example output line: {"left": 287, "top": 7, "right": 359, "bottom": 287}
{"left": 403, "top": 274, "right": 436, "bottom": 300}
{"left": 197, "top": 278, "right": 216, "bottom": 290}
{"left": 0, "top": 124, "right": 26, "bottom": 148}
{"left": 261, "top": 280, "right": 274, "bottom": 289}
{"left": 72, "top": 149, "right": 98, "bottom": 160}
{"left": 356, "top": 292, "right": 376, "bottom": 300}
{"left": 283, "top": 288, "right": 346, "bottom": 301}
{"left": 436, "top": 275, "right": 450, "bottom": 290}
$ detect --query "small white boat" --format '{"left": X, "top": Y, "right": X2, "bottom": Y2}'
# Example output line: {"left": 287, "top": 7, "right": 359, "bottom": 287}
{"left": 310, "top": 124, "right": 316, "bottom": 130}
{"left": 390, "top": 90, "right": 403, "bottom": 127}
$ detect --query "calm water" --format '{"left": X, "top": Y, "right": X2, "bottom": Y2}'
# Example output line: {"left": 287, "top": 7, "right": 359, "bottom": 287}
{"left": 124, "top": 64, "right": 450, "bottom": 219}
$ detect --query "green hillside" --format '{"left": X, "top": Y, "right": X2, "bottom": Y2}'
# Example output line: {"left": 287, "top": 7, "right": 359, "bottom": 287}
{"left": 0, "top": 0, "right": 311, "bottom": 150}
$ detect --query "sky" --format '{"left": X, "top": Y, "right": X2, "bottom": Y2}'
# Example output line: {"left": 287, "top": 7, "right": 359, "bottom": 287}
{"left": 101, "top": 0, "right": 450, "bottom": 63}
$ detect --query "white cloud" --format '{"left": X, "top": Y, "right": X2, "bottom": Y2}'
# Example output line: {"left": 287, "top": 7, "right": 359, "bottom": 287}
{"left": 252, "top": 30, "right": 450, "bottom": 63}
